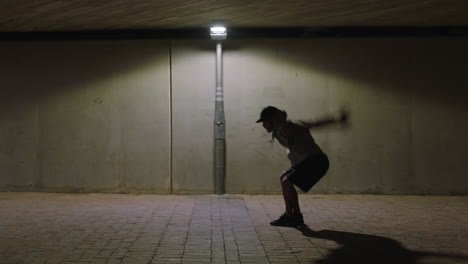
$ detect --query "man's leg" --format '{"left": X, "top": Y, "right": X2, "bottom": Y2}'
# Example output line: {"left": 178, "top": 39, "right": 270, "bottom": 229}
{"left": 270, "top": 172, "right": 294, "bottom": 226}
{"left": 281, "top": 176, "right": 301, "bottom": 214}
{"left": 280, "top": 172, "right": 293, "bottom": 215}
{"left": 271, "top": 171, "right": 304, "bottom": 227}
{"left": 281, "top": 174, "right": 304, "bottom": 226}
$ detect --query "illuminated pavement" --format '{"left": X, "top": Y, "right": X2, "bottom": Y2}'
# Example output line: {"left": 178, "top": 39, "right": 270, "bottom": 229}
{"left": 0, "top": 193, "right": 467, "bottom": 264}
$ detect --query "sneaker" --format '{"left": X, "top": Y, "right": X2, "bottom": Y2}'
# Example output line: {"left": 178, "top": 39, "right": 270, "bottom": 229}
{"left": 270, "top": 214, "right": 295, "bottom": 227}
{"left": 291, "top": 212, "right": 304, "bottom": 226}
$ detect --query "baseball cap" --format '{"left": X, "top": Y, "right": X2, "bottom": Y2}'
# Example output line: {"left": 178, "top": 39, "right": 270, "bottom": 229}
{"left": 256, "top": 106, "right": 284, "bottom": 123}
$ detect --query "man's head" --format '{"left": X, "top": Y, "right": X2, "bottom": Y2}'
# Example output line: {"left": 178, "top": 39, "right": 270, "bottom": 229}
{"left": 257, "top": 106, "right": 287, "bottom": 133}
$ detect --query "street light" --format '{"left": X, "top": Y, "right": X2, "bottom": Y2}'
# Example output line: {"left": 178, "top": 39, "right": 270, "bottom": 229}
{"left": 210, "top": 26, "right": 227, "bottom": 40}
{"left": 211, "top": 25, "right": 227, "bottom": 194}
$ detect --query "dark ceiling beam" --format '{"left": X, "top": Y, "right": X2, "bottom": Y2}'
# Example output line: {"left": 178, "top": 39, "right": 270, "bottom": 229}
{"left": 1, "top": 27, "right": 468, "bottom": 41}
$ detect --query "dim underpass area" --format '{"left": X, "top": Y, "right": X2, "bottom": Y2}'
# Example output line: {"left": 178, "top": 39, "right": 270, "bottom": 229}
{"left": 0, "top": 192, "right": 467, "bottom": 264}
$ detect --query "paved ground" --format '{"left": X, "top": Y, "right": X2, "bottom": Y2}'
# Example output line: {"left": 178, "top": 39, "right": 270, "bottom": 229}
{"left": 0, "top": 193, "right": 467, "bottom": 264}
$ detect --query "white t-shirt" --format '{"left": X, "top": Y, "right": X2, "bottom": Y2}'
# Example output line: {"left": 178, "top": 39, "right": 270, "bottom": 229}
{"left": 273, "top": 122, "right": 324, "bottom": 166}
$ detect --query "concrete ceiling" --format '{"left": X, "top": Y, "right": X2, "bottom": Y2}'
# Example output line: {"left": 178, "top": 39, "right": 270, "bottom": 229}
{"left": 0, "top": 0, "right": 467, "bottom": 32}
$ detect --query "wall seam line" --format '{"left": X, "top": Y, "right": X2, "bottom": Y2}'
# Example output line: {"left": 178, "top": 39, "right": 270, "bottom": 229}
{"left": 169, "top": 40, "right": 173, "bottom": 194}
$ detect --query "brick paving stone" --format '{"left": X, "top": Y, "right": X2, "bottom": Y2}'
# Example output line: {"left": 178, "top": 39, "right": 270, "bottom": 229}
{"left": 120, "top": 257, "right": 152, "bottom": 264}
{"left": 106, "top": 260, "right": 123, "bottom": 264}
{"left": 1, "top": 193, "right": 467, "bottom": 264}
{"left": 244, "top": 194, "right": 468, "bottom": 264}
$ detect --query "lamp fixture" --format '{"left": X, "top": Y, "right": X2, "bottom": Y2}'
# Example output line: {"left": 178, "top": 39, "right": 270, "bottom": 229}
{"left": 210, "top": 26, "right": 227, "bottom": 40}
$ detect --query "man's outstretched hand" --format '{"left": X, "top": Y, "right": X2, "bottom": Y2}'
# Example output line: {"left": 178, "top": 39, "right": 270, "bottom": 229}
{"left": 338, "top": 108, "right": 350, "bottom": 125}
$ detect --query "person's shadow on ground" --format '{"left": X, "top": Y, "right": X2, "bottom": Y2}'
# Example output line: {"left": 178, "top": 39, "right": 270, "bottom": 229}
{"left": 298, "top": 225, "right": 468, "bottom": 264}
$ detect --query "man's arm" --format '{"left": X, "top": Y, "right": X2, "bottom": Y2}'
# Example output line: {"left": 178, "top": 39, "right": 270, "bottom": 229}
{"left": 279, "top": 122, "right": 308, "bottom": 138}
{"left": 301, "top": 109, "right": 349, "bottom": 129}
{"left": 278, "top": 109, "right": 349, "bottom": 137}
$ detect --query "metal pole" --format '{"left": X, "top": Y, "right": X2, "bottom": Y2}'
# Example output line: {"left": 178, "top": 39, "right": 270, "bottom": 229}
{"left": 214, "top": 41, "right": 225, "bottom": 195}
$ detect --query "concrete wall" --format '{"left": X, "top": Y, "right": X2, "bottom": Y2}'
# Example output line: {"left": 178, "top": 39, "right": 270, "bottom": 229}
{"left": 0, "top": 40, "right": 171, "bottom": 193}
{"left": 223, "top": 39, "right": 468, "bottom": 195}
{"left": 171, "top": 41, "right": 215, "bottom": 194}
{"left": 1, "top": 38, "right": 467, "bottom": 194}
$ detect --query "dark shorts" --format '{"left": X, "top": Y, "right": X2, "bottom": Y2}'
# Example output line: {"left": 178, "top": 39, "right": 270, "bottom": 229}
{"left": 285, "top": 154, "right": 329, "bottom": 193}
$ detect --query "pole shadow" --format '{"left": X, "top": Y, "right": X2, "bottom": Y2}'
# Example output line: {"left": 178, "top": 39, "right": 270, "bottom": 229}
{"left": 298, "top": 225, "right": 468, "bottom": 264}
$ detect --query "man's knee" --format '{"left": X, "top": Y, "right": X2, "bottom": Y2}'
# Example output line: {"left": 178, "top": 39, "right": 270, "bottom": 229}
{"left": 280, "top": 175, "right": 292, "bottom": 186}
{"left": 280, "top": 172, "right": 289, "bottom": 181}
